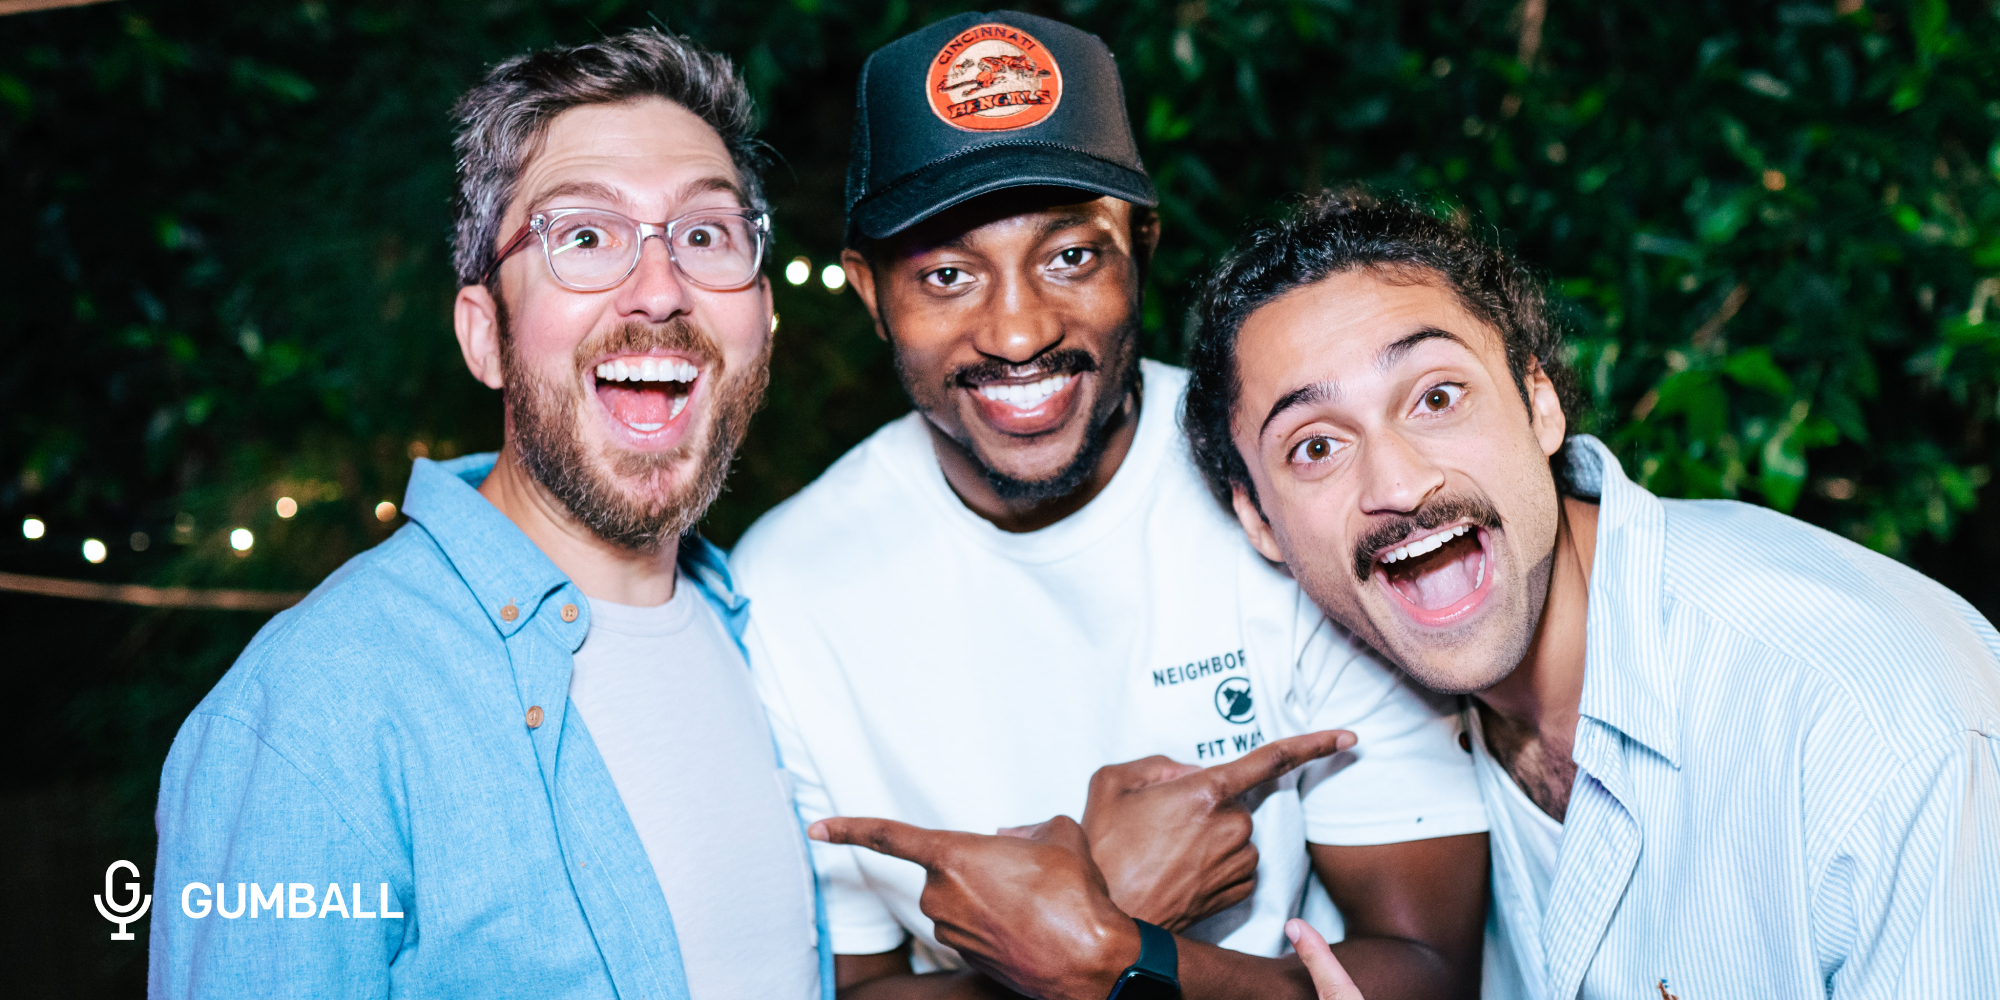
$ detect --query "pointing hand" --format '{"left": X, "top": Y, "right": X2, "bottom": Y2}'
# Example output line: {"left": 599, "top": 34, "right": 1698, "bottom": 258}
{"left": 811, "top": 813, "right": 1137, "bottom": 1000}
{"left": 1082, "top": 729, "right": 1357, "bottom": 930}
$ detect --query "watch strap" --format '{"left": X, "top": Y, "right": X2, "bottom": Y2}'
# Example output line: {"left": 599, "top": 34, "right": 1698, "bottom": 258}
{"left": 1130, "top": 918, "right": 1179, "bottom": 982}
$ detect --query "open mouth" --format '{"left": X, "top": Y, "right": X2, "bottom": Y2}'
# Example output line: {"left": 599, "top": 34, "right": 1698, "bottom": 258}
{"left": 976, "top": 373, "right": 1072, "bottom": 410}
{"left": 1375, "top": 523, "right": 1492, "bottom": 627}
{"left": 592, "top": 354, "right": 700, "bottom": 438}
{"left": 964, "top": 368, "right": 1083, "bottom": 436}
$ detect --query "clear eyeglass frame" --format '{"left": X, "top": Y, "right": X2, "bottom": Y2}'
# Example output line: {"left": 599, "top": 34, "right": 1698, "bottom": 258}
{"left": 482, "top": 206, "right": 771, "bottom": 292}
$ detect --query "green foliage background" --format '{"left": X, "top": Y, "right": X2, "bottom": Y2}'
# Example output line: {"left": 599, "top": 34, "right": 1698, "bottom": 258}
{"left": 0, "top": 0, "right": 1994, "bottom": 987}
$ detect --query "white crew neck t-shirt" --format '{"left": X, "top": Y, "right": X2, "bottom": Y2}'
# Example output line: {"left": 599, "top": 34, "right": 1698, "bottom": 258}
{"left": 567, "top": 576, "right": 820, "bottom": 999}
{"left": 1467, "top": 708, "right": 1562, "bottom": 1000}
{"left": 731, "top": 360, "right": 1486, "bottom": 970}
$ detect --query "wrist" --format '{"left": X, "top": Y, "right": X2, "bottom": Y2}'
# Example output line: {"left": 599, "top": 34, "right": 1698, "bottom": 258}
{"left": 1071, "top": 910, "right": 1143, "bottom": 1000}
{"left": 1104, "top": 919, "right": 1182, "bottom": 1000}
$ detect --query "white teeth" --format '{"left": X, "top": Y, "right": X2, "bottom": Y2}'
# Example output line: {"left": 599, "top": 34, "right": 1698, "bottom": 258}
{"left": 629, "top": 422, "right": 663, "bottom": 432}
{"left": 670, "top": 395, "right": 687, "bottom": 419}
{"left": 596, "top": 358, "right": 700, "bottom": 382}
{"left": 1378, "top": 524, "right": 1473, "bottom": 565}
{"left": 977, "top": 373, "right": 1071, "bottom": 409}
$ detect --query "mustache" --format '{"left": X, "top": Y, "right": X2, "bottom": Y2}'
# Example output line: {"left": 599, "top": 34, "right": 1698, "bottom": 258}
{"left": 574, "top": 317, "right": 718, "bottom": 371}
{"left": 1351, "top": 492, "right": 1504, "bottom": 582}
{"left": 950, "top": 348, "right": 1098, "bottom": 388}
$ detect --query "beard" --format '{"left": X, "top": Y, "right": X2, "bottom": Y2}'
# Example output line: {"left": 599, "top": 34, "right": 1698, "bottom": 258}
{"left": 500, "top": 312, "right": 770, "bottom": 554}
{"left": 889, "top": 312, "right": 1143, "bottom": 504}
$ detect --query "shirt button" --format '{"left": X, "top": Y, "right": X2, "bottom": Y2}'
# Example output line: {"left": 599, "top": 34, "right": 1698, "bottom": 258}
{"left": 1458, "top": 731, "right": 1473, "bottom": 753}
{"left": 526, "top": 705, "right": 544, "bottom": 729}
{"left": 500, "top": 603, "right": 518, "bottom": 622}
{"left": 561, "top": 603, "right": 578, "bottom": 622}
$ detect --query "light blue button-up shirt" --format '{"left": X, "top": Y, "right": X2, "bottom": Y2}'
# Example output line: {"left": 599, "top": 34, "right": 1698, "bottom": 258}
{"left": 150, "top": 453, "right": 833, "bottom": 999}
{"left": 1479, "top": 436, "right": 2000, "bottom": 1000}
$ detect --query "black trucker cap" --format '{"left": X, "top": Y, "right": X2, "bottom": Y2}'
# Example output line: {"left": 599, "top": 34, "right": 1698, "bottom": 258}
{"left": 845, "top": 11, "right": 1156, "bottom": 246}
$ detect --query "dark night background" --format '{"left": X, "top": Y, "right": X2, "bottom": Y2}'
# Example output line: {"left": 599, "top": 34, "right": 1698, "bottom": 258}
{"left": 1, "top": 0, "right": 1994, "bottom": 991}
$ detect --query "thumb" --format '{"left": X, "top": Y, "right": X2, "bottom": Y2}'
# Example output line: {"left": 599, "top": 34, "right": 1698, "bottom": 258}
{"left": 1103, "top": 755, "right": 1205, "bottom": 789}
{"left": 1287, "top": 918, "right": 1366, "bottom": 1000}
{"left": 996, "top": 818, "right": 1055, "bottom": 840}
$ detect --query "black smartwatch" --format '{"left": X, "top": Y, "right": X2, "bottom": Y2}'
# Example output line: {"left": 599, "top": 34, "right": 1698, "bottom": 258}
{"left": 1106, "top": 918, "right": 1181, "bottom": 999}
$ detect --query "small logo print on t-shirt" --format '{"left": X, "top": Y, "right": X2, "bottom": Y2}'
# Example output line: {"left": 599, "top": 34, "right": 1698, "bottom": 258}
{"left": 1214, "top": 677, "right": 1254, "bottom": 724}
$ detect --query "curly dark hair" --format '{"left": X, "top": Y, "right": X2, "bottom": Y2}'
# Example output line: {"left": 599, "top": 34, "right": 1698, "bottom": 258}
{"left": 1181, "top": 186, "right": 1580, "bottom": 511}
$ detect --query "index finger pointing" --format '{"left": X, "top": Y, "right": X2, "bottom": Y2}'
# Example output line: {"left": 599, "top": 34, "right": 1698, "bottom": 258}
{"left": 1202, "top": 729, "right": 1357, "bottom": 798}
{"left": 810, "top": 817, "right": 949, "bottom": 868}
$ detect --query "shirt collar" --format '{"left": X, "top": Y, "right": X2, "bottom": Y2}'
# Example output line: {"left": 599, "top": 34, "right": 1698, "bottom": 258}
{"left": 401, "top": 453, "right": 572, "bottom": 638}
{"left": 1567, "top": 435, "right": 1681, "bottom": 769}
{"left": 400, "top": 453, "right": 747, "bottom": 640}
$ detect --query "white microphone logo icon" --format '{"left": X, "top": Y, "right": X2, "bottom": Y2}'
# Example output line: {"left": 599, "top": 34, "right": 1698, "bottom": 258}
{"left": 94, "top": 860, "right": 152, "bottom": 941}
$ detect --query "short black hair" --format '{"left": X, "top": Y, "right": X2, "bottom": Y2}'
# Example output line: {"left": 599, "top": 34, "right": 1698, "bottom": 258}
{"left": 1182, "top": 186, "right": 1579, "bottom": 510}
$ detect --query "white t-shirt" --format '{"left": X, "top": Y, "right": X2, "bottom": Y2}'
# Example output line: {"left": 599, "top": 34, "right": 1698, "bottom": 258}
{"left": 731, "top": 360, "right": 1487, "bottom": 970}
{"left": 568, "top": 578, "right": 821, "bottom": 999}
{"left": 1467, "top": 708, "right": 1561, "bottom": 1000}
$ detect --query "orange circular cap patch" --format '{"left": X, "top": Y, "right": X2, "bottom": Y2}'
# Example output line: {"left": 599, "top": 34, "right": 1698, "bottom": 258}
{"left": 926, "top": 23, "right": 1063, "bottom": 132}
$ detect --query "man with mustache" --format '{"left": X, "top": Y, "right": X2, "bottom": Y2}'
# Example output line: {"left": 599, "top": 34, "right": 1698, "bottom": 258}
{"left": 730, "top": 12, "right": 1489, "bottom": 1000}
{"left": 151, "top": 30, "right": 829, "bottom": 998}
{"left": 1177, "top": 189, "right": 2000, "bottom": 996}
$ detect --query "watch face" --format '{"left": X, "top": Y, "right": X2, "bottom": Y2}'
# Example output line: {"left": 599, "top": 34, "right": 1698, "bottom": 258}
{"left": 1106, "top": 970, "right": 1181, "bottom": 1000}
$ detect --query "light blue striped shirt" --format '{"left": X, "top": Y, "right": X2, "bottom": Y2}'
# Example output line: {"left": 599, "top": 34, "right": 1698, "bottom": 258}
{"left": 1477, "top": 435, "right": 2000, "bottom": 1000}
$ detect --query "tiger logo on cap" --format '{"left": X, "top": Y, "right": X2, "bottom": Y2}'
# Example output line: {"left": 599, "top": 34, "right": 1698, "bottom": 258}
{"left": 926, "top": 23, "right": 1063, "bottom": 131}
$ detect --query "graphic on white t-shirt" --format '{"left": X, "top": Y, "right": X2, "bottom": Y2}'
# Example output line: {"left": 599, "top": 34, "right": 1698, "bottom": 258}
{"left": 732, "top": 360, "right": 1486, "bottom": 969}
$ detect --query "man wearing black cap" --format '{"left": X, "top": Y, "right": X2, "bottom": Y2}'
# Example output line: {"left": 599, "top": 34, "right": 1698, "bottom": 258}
{"left": 731, "top": 12, "right": 1489, "bottom": 999}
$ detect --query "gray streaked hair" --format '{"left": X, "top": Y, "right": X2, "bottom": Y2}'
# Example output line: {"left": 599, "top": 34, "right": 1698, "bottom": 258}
{"left": 450, "top": 27, "right": 767, "bottom": 288}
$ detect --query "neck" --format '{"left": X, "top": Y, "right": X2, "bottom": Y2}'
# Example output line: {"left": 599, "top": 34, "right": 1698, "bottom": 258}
{"left": 1473, "top": 494, "right": 1598, "bottom": 818}
{"left": 477, "top": 444, "right": 680, "bottom": 606}
{"left": 928, "top": 385, "right": 1142, "bottom": 534}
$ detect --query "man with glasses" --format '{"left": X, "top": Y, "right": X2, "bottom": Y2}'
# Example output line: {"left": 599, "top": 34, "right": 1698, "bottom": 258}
{"left": 150, "top": 29, "right": 828, "bottom": 999}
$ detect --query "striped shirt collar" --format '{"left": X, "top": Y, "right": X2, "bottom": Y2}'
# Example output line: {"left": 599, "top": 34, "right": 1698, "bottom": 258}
{"left": 1568, "top": 435, "right": 1682, "bottom": 770}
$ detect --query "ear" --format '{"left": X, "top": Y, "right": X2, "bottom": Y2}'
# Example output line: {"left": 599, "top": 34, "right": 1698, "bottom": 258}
{"left": 841, "top": 249, "right": 888, "bottom": 343}
{"left": 1131, "top": 207, "right": 1161, "bottom": 266}
{"left": 758, "top": 274, "right": 776, "bottom": 338}
{"left": 454, "top": 283, "right": 507, "bottom": 390}
{"left": 1230, "top": 484, "right": 1287, "bottom": 564}
{"left": 1525, "top": 358, "right": 1567, "bottom": 458}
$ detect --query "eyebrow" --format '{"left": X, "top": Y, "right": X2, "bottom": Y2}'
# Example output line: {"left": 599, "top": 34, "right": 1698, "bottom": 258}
{"left": 524, "top": 176, "right": 749, "bottom": 217}
{"left": 1256, "top": 326, "right": 1474, "bottom": 436}
{"left": 1378, "top": 326, "right": 1470, "bottom": 370}
{"left": 1260, "top": 381, "right": 1335, "bottom": 437}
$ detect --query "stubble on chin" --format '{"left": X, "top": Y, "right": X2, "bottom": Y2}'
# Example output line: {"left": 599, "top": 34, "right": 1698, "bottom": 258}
{"left": 888, "top": 313, "right": 1143, "bottom": 502}
{"left": 502, "top": 316, "right": 771, "bottom": 554}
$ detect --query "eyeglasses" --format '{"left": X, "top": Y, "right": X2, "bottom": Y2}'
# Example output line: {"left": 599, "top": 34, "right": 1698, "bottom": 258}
{"left": 483, "top": 207, "right": 771, "bottom": 292}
